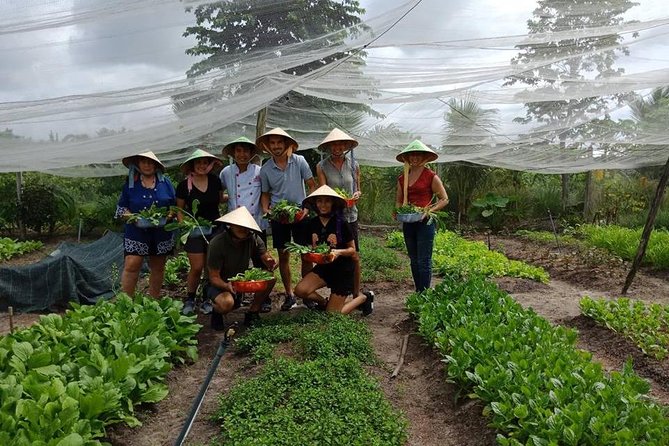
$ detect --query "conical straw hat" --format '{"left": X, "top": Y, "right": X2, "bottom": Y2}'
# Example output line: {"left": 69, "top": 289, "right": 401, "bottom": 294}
{"left": 395, "top": 140, "right": 438, "bottom": 163}
{"left": 255, "top": 128, "right": 298, "bottom": 154}
{"left": 222, "top": 136, "right": 260, "bottom": 158}
{"left": 215, "top": 206, "right": 262, "bottom": 233}
{"left": 180, "top": 148, "right": 221, "bottom": 174}
{"left": 303, "top": 185, "right": 346, "bottom": 210}
{"left": 122, "top": 151, "right": 165, "bottom": 170}
{"left": 318, "top": 128, "right": 358, "bottom": 151}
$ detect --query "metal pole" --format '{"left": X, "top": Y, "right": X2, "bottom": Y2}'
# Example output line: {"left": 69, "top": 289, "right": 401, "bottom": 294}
{"left": 174, "top": 323, "right": 237, "bottom": 446}
{"left": 547, "top": 209, "right": 560, "bottom": 252}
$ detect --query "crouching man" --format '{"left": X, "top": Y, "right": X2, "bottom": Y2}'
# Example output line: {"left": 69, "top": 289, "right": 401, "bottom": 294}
{"left": 207, "top": 206, "right": 277, "bottom": 329}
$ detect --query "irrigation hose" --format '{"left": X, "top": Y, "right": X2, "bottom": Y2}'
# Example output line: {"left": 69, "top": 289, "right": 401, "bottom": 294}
{"left": 174, "top": 322, "right": 238, "bottom": 446}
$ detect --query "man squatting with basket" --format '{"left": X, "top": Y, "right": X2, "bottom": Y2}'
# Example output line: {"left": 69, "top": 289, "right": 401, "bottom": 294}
{"left": 207, "top": 207, "right": 277, "bottom": 329}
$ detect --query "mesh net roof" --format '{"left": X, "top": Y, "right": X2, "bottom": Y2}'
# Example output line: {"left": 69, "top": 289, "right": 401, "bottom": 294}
{"left": 2, "top": 0, "right": 669, "bottom": 175}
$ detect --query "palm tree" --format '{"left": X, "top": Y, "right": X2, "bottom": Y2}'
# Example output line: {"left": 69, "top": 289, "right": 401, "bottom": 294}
{"left": 441, "top": 96, "right": 499, "bottom": 226}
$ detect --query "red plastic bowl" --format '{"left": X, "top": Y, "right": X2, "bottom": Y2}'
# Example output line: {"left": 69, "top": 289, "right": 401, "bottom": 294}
{"left": 303, "top": 251, "right": 331, "bottom": 264}
{"left": 231, "top": 279, "right": 273, "bottom": 293}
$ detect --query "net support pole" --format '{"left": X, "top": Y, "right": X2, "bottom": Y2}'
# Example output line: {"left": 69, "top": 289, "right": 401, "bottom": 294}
{"left": 622, "top": 155, "right": 669, "bottom": 295}
{"left": 254, "top": 107, "right": 267, "bottom": 166}
{"left": 16, "top": 172, "right": 25, "bottom": 239}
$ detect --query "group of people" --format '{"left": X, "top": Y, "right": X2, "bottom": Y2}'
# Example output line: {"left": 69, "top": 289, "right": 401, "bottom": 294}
{"left": 115, "top": 126, "right": 448, "bottom": 329}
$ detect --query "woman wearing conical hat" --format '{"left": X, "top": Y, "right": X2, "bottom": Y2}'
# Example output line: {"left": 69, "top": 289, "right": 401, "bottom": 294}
{"left": 395, "top": 140, "right": 449, "bottom": 292}
{"left": 293, "top": 185, "right": 373, "bottom": 316}
{"left": 175, "top": 147, "right": 224, "bottom": 315}
{"left": 115, "top": 150, "right": 176, "bottom": 298}
{"left": 316, "top": 128, "right": 365, "bottom": 300}
{"left": 257, "top": 127, "right": 317, "bottom": 311}
{"left": 207, "top": 207, "right": 277, "bottom": 329}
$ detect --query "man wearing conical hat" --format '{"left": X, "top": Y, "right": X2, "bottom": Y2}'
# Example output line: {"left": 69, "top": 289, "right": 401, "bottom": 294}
{"left": 206, "top": 207, "right": 277, "bottom": 329}
{"left": 220, "top": 136, "right": 266, "bottom": 234}
{"left": 175, "top": 147, "right": 224, "bottom": 316}
{"left": 257, "top": 127, "right": 317, "bottom": 311}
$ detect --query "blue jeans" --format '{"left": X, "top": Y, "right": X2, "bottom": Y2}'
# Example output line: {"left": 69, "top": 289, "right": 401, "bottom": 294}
{"left": 402, "top": 220, "right": 436, "bottom": 292}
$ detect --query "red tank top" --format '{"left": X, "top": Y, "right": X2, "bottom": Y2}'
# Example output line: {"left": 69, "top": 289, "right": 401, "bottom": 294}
{"left": 398, "top": 168, "right": 436, "bottom": 207}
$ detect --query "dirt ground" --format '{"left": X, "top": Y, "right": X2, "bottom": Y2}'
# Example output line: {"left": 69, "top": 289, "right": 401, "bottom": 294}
{"left": 3, "top": 232, "right": 669, "bottom": 445}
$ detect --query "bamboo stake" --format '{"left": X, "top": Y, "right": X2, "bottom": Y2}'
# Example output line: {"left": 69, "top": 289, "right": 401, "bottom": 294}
{"left": 391, "top": 334, "right": 410, "bottom": 378}
{"left": 8, "top": 306, "right": 14, "bottom": 333}
{"left": 622, "top": 155, "right": 669, "bottom": 295}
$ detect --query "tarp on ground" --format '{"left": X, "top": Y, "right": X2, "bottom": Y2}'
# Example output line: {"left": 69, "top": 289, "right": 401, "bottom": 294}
{"left": 0, "top": 232, "right": 124, "bottom": 312}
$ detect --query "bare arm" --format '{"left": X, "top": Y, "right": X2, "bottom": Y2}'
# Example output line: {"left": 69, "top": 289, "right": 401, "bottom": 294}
{"left": 305, "top": 177, "right": 317, "bottom": 195}
{"left": 429, "top": 175, "right": 449, "bottom": 213}
{"left": 175, "top": 198, "right": 186, "bottom": 223}
{"left": 208, "top": 269, "right": 233, "bottom": 294}
{"left": 353, "top": 165, "right": 361, "bottom": 199}
{"left": 316, "top": 164, "right": 327, "bottom": 186}
{"left": 261, "top": 191, "right": 271, "bottom": 215}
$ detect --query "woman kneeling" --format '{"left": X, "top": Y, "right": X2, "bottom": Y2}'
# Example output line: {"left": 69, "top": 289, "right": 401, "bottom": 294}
{"left": 294, "top": 185, "right": 373, "bottom": 315}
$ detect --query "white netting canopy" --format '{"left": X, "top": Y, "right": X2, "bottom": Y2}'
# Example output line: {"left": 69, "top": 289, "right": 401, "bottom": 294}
{"left": 1, "top": 0, "right": 669, "bottom": 175}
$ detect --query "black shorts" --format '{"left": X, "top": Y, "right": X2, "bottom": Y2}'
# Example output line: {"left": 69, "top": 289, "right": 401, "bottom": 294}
{"left": 349, "top": 220, "right": 359, "bottom": 252}
{"left": 183, "top": 235, "right": 208, "bottom": 254}
{"left": 312, "top": 260, "right": 354, "bottom": 296}
{"left": 270, "top": 219, "right": 310, "bottom": 250}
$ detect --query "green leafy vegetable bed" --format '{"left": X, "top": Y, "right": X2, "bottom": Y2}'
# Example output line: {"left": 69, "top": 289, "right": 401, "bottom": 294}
{"left": 407, "top": 276, "right": 669, "bottom": 445}
{"left": 581, "top": 296, "right": 669, "bottom": 360}
{"left": 0, "top": 294, "right": 200, "bottom": 445}
{"left": 0, "top": 238, "right": 43, "bottom": 261}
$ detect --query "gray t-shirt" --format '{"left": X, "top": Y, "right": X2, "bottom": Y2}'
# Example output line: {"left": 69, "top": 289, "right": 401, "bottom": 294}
{"left": 260, "top": 153, "right": 313, "bottom": 206}
{"left": 318, "top": 155, "right": 359, "bottom": 223}
{"left": 207, "top": 230, "right": 266, "bottom": 281}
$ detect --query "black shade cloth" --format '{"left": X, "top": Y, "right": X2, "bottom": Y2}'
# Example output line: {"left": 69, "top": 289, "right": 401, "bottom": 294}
{"left": 0, "top": 232, "right": 125, "bottom": 312}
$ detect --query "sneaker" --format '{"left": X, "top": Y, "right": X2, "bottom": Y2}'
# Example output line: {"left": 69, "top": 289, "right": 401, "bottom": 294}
{"left": 244, "top": 311, "right": 260, "bottom": 327}
{"left": 362, "top": 291, "right": 375, "bottom": 316}
{"left": 210, "top": 311, "right": 225, "bottom": 331}
{"left": 280, "top": 294, "right": 297, "bottom": 311}
{"left": 260, "top": 297, "right": 272, "bottom": 313}
{"left": 200, "top": 300, "right": 213, "bottom": 315}
{"left": 182, "top": 299, "right": 195, "bottom": 315}
{"left": 303, "top": 299, "right": 318, "bottom": 310}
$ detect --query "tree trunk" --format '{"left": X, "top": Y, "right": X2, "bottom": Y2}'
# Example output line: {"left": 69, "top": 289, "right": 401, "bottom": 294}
{"left": 583, "top": 170, "right": 595, "bottom": 222}
{"left": 561, "top": 174, "right": 570, "bottom": 212}
{"left": 559, "top": 136, "right": 569, "bottom": 211}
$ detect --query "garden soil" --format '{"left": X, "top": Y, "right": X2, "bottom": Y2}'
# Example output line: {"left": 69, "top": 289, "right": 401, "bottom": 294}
{"left": 3, "top": 233, "right": 669, "bottom": 444}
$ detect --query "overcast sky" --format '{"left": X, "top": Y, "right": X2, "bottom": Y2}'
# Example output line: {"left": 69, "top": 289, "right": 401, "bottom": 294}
{"left": 1, "top": 0, "right": 667, "bottom": 140}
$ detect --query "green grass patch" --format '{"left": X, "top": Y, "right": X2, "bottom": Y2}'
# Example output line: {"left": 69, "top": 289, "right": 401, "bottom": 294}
{"left": 213, "top": 311, "right": 407, "bottom": 445}
{"left": 235, "top": 311, "right": 374, "bottom": 363}
{"left": 212, "top": 357, "right": 407, "bottom": 446}
{"left": 578, "top": 224, "right": 669, "bottom": 268}
{"left": 359, "top": 234, "right": 410, "bottom": 282}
